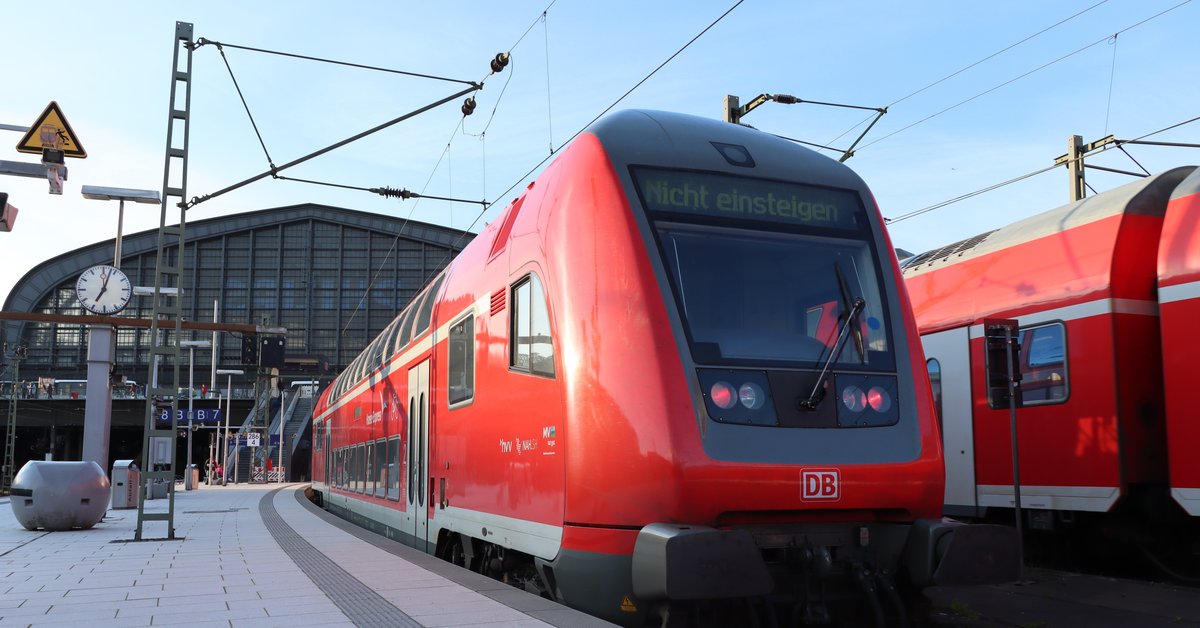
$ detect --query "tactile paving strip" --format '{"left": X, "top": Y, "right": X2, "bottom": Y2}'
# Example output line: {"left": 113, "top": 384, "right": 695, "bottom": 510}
{"left": 258, "top": 487, "right": 422, "bottom": 627}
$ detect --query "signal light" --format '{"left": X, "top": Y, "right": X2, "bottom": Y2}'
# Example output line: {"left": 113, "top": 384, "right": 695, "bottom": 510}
{"left": 710, "top": 381, "right": 736, "bottom": 410}
{"left": 462, "top": 97, "right": 477, "bottom": 116}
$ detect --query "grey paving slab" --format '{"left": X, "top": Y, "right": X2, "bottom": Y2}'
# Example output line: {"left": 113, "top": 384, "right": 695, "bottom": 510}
{"left": 0, "top": 483, "right": 605, "bottom": 628}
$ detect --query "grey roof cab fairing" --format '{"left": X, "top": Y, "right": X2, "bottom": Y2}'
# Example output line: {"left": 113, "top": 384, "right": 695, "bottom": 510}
{"left": 587, "top": 110, "right": 923, "bottom": 465}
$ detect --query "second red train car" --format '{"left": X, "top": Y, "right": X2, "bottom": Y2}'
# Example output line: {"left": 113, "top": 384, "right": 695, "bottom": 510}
{"left": 903, "top": 166, "right": 1200, "bottom": 536}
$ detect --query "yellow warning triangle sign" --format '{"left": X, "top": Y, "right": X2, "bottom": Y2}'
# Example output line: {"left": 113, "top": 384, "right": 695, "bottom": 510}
{"left": 16, "top": 101, "right": 87, "bottom": 158}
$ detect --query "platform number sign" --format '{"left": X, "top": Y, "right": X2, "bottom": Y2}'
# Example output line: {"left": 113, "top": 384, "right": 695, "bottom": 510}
{"left": 984, "top": 318, "right": 1023, "bottom": 408}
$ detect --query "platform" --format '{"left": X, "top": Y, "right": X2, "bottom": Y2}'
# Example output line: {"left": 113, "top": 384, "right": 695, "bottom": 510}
{"left": 0, "top": 483, "right": 610, "bottom": 627}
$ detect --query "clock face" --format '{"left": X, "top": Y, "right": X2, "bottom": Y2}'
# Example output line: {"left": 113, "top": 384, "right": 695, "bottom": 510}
{"left": 75, "top": 265, "right": 132, "bottom": 315}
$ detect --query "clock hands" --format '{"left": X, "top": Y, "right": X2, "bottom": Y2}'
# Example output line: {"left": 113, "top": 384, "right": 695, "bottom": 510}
{"left": 96, "top": 268, "right": 111, "bottom": 301}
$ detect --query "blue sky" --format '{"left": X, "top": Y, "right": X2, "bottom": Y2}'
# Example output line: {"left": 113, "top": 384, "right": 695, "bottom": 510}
{"left": 2, "top": 1, "right": 1197, "bottom": 306}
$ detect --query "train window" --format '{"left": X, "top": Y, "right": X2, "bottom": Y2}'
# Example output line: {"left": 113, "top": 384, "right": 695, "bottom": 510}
{"left": 654, "top": 222, "right": 895, "bottom": 371}
{"left": 449, "top": 314, "right": 475, "bottom": 405}
{"left": 386, "top": 436, "right": 401, "bottom": 501}
{"left": 396, "top": 306, "right": 416, "bottom": 349}
{"left": 927, "top": 358, "right": 943, "bottom": 435}
{"left": 356, "top": 443, "right": 366, "bottom": 493}
{"left": 414, "top": 273, "right": 447, "bottom": 339}
{"left": 366, "top": 442, "right": 375, "bottom": 496}
{"left": 374, "top": 439, "right": 386, "bottom": 498}
{"left": 1020, "top": 323, "right": 1068, "bottom": 406}
{"left": 510, "top": 274, "right": 556, "bottom": 377}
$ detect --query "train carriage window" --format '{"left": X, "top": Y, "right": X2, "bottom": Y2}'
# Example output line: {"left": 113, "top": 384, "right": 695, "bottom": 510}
{"left": 510, "top": 274, "right": 555, "bottom": 377}
{"left": 395, "top": 307, "right": 417, "bottom": 351}
{"left": 413, "top": 273, "right": 447, "bottom": 339}
{"left": 386, "top": 436, "right": 401, "bottom": 501}
{"left": 1021, "top": 323, "right": 1068, "bottom": 405}
{"left": 357, "top": 443, "right": 367, "bottom": 493}
{"left": 449, "top": 314, "right": 475, "bottom": 405}
{"left": 986, "top": 322, "right": 1068, "bottom": 408}
{"left": 374, "top": 438, "right": 386, "bottom": 498}
{"left": 927, "top": 359, "right": 943, "bottom": 435}
{"left": 365, "top": 441, "right": 375, "bottom": 496}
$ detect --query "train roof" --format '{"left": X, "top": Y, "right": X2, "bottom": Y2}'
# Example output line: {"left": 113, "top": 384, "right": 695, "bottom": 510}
{"left": 902, "top": 166, "right": 1198, "bottom": 277}
{"left": 588, "top": 110, "right": 871, "bottom": 195}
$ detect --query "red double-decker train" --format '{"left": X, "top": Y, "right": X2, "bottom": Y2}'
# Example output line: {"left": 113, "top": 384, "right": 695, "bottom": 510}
{"left": 903, "top": 166, "right": 1200, "bottom": 565}
{"left": 310, "top": 110, "right": 1015, "bottom": 625}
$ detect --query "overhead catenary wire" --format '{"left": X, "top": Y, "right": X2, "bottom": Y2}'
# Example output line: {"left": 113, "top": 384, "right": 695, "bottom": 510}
{"left": 825, "top": 0, "right": 1113, "bottom": 147}
{"left": 462, "top": 0, "right": 747, "bottom": 237}
{"left": 886, "top": 114, "right": 1200, "bottom": 224}
{"left": 857, "top": 0, "right": 1193, "bottom": 152}
{"left": 193, "top": 38, "right": 478, "bottom": 86}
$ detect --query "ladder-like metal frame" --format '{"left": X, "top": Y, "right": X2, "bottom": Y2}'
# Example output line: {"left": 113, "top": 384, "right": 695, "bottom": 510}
{"left": 3, "top": 346, "right": 25, "bottom": 490}
{"left": 136, "top": 21, "right": 194, "bottom": 540}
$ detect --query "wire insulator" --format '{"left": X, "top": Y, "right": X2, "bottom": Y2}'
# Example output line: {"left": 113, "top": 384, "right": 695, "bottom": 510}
{"left": 490, "top": 52, "right": 511, "bottom": 73}
{"left": 370, "top": 186, "right": 415, "bottom": 200}
{"left": 772, "top": 94, "right": 799, "bottom": 104}
{"left": 462, "top": 97, "right": 477, "bottom": 116}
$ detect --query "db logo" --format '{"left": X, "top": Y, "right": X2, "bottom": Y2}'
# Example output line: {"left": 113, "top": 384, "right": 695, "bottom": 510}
{"left": 801, "top": 468, "right": 840, "bottom": 501}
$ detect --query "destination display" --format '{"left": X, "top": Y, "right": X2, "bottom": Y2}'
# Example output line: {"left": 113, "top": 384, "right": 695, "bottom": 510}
{"left": 634, "top": 168, "right": 861, "bottom": 230}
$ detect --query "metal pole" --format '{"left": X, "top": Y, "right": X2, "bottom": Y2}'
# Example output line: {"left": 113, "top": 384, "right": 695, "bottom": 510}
{"left": 1006, "top": 328, "right": 1025, "bottom": 574}
{"left": 114, "top": 199, "right": 125, "bottom": 267}
{"left": 186, "top": 346, "right": 194, "bottom": 490}
{"left": 222, "top": 374, "right": 232, "bottom": 486}
{"left": 210, "top": 300, "right": 218, "bottom": 398}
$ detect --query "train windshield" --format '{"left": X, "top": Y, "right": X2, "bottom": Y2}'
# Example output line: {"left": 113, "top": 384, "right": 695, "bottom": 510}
{"left": 634, "top": 168, "right": 895, "bottom": 371}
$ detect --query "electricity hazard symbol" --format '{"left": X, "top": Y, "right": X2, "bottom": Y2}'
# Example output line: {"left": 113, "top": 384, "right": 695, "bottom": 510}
{"left": 800, "top": 468, "right": 840, "bottom": 501}
{"left": 16, "top": 101, "right": 87, "bottom": 158}
{"left": 620, "top": 595, "right": 638, "bottom": 612}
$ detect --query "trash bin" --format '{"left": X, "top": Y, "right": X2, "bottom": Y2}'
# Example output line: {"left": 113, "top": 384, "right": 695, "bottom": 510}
{"left": 184, "top": 464, "right": 199, "bottom": 491}
{"left": 111, "top": 459, "right": 139, "bottom": 509}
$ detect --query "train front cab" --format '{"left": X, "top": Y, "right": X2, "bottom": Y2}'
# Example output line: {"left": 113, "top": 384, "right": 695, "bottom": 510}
{"left": 907, "top": 167, "right": 1196, "bottom": 526}
{"left": 1160, "top": 167, "right": 1200, "bottom": 516}
{"left": 540, "top": 111, "right": 1018, "bottom": 625}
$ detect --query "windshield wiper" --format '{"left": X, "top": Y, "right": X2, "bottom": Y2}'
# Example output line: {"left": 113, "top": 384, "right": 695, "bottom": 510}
{"left": 799, "top": 263, "right": 867, "bottom": 411}
{"left": 799, "top": 296, "right": 865, "bottom": 410}
{"left": 835, "top": 262, "right": 866, "bottom": 364}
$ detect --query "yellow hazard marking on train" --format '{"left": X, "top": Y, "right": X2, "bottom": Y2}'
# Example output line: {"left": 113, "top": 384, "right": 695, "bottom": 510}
{"left": 620, "top": 595, "right": 637, "bottom": 612}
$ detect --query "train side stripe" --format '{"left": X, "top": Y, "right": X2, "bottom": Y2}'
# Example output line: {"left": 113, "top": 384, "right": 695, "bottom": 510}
{"left": 1160, "top": 280, "right": 1200, "bottom": 304}
{"left": 967, "top": 297, "right": 1158, "bottom": 338}
{"left": 315, "top": 295, "right": 488, "bottom": 422}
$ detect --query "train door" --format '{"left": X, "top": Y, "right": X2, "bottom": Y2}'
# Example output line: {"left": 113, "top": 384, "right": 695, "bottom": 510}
{"left": 406, "top": 360, "right": 430, "bottom": 551}
{"left": 921, "top": 326, "right": 979, "bottom": 517}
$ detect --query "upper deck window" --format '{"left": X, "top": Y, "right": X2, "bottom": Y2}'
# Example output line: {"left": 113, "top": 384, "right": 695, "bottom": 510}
{"left": 510, "top": 274, "right": 555, "bottom": 378}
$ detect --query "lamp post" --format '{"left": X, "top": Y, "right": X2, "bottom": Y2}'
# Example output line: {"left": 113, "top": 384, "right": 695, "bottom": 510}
{"left": 180, "top": 340, "right": 210, "bottom": 490}
{"left": 79, "top": 185, "right": 160, "bottom": 471}
{"left": 216, "top": 369, "right": 243, "bottom": 486}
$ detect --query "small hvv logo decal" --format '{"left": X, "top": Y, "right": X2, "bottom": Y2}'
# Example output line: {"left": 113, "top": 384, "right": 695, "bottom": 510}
{"left": 801, "top": 468, "right": 840, "bottom": 501}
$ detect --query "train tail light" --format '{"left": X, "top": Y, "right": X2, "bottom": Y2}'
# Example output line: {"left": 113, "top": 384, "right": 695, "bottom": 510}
{"left": 867, "top": 386, "right": 892, "bottom": 413}
{"left": 711, "top": 381, "right": 737, "bottom": 410}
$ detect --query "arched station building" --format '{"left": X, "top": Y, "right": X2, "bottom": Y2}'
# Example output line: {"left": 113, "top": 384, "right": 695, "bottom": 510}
{"left": 0, "top": 203, "right": 471, "bottom": 478}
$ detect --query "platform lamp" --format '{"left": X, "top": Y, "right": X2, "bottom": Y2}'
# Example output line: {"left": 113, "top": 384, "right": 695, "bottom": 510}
{"left": 180, "top": 340, "right": 210, "bottom": 490}
{"left": 216, "top": 369, "right": 243, "bottom": 486}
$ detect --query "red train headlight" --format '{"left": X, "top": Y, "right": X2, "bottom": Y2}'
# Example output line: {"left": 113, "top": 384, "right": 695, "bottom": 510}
{"left": 710, "top": 381, "right": 737, "bottom": 410}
